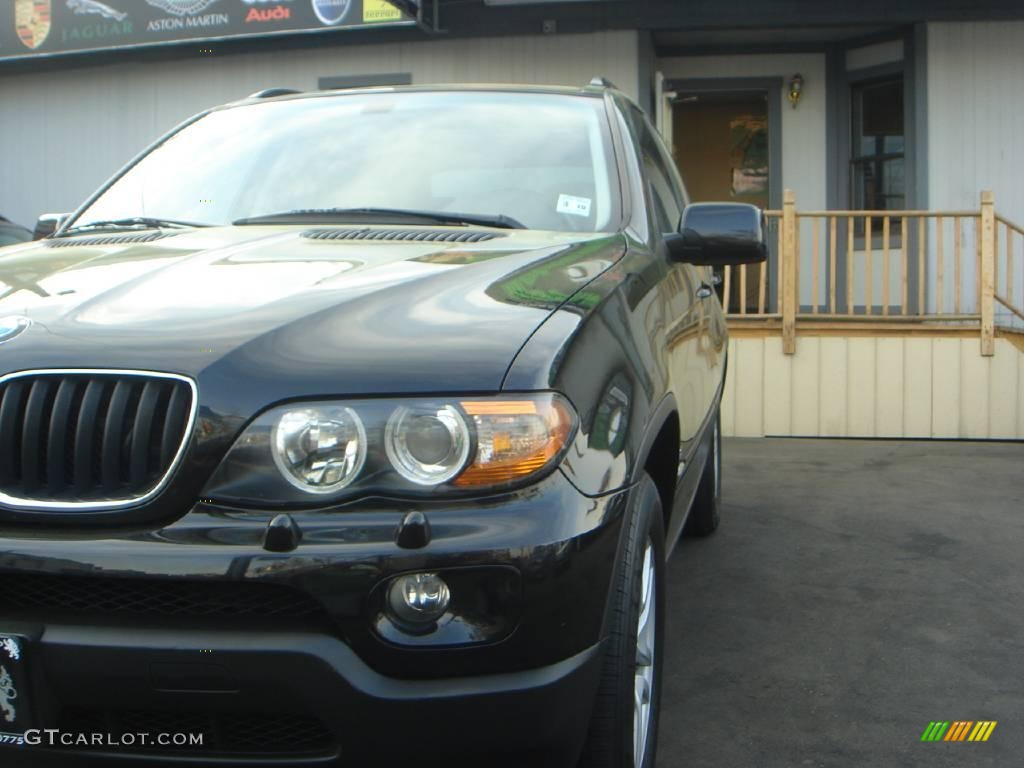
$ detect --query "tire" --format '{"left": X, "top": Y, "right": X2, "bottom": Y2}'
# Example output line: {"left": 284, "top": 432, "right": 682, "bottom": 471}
{"left": 579, "top": 473, "right": 665, "bottom": 768}
{"left": 684, "top": 409, "right": 721, "bottom": 537}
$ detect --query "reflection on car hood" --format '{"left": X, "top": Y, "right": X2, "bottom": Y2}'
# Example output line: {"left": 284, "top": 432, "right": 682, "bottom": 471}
{"left": 0, "top": 225, "right": 625, "bottom": 403}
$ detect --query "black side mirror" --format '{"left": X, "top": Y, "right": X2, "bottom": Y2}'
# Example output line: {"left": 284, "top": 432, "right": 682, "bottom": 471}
{"left": 33, "top": 212, "right": 70, "bottom": 240}
{"left": 666, "top": 203, "right": 767, "bottom": 266}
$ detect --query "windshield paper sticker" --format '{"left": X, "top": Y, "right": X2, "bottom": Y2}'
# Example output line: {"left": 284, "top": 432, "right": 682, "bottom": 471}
{"left": 557, "top": 194, "right": 592, "bottom": 218}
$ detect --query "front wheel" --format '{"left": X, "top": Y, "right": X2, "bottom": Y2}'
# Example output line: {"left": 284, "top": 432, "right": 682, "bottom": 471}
{"left": 579, "top": 473, "right": 665, "bottom": 768}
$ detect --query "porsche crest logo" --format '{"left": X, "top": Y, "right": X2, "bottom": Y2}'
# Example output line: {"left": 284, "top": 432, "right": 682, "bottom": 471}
{"left": 15, "top": 0, "right": 52, "bottom": 50}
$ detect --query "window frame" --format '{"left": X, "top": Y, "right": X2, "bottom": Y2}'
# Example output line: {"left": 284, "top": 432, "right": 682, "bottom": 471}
{"left": 621, "top": 102, "right": 689, "bottom": 241}
{"left": 844, "top": 68, "right": 909, "bottom": 249}
{"left": 826, "top": 29, "right": 921, "bottom": 313}
{"left": 849, "top": 74, "right": 907, "bottom": 217}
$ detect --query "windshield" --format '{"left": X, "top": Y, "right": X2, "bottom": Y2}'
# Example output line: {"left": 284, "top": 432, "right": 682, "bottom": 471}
{"left": 72, "top": 91, "right": 619, "bottom": 234}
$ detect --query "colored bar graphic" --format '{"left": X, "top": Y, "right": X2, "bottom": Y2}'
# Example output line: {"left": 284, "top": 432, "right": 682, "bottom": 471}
{"left": 921, "top": 721, "right": 950, "bottom": 741}
{"left": 945, "top": 721, "right": 973, "bottom": 741}
{"left": 969, "top": 722, "right": 998, "bottom": 742}
{"left": 921, "top": 721, "right": 996, "bottom": 742}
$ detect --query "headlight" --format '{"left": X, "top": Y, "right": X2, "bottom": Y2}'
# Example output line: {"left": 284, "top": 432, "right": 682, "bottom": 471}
{"left": 272, "top": 406, "right": 366, "bottom": 493}
{"left": 385, "top": 405, "right": 471, "bottom": 485}
{"left": 202, "top": 393, "right": 577, "bottom": 505}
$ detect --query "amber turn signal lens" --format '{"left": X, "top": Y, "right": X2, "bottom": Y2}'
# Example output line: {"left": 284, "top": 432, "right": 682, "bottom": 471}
{"left": 454, "top": 395, "right": 575, "bottom": 487}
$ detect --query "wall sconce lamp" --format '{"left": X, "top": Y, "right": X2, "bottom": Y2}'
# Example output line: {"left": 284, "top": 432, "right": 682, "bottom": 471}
{"left": 788, "top": 74, "right": 804, "bottom": 108}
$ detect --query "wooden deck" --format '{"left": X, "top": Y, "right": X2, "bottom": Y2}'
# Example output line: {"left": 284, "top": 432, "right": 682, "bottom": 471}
{"left": 718, "top": 192, "right": 1024, "bottom": 439}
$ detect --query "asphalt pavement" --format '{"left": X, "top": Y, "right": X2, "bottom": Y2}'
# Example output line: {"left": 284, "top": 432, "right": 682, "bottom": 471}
{"left": 658, "top": 438, "right": 1024, "bottom": 768}
{"left": 9, "top": 438, "right": 1023, "bottom": 768}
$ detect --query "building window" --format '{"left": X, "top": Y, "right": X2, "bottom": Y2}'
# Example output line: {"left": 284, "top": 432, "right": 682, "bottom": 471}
{"left": 850, "top": 77, "right": 905, "bottom": 211}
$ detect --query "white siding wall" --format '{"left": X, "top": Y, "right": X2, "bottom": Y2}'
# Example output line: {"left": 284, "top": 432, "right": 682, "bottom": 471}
{"left": 927, "top": 21, "right": 1024, "bottom": 329}
{"left": 721, "top": 334, "right": 1024, "bottom": 439}
{"left": 0, "top": 30, "right": 639, "bottom": 229}
{"left": 927, "top": 22, "right": 1024, "bottom": 224}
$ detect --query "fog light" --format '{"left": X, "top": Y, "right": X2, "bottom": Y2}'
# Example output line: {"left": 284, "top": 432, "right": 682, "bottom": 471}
{"left": 388, "top": 573, "right": 451, "bottom": 626}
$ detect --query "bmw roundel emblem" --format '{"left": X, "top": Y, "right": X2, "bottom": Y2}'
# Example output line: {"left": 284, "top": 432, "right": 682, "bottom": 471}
{"left": 311, "top": 0, "right": 352, "bottom": 25}
{"left": 0, "top": 316, "right": 31, "bottom": 344}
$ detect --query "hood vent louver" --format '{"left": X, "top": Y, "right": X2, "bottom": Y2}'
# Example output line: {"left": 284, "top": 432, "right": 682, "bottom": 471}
{"left": 301, "top": 228, "right": 505, "bottom": 244}
{"left": 45, "top": 231, "right": 181, "bottom": 248}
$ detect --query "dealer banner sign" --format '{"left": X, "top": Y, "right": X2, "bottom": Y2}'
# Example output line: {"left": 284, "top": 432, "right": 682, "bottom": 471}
{"left": 1, "top": 0, "right": 416, "bottom": 62}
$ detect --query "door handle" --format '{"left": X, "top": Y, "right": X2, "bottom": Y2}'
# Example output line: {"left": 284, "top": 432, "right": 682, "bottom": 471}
{"left": 696, "top": 283, "right": 714, "bottom": 300}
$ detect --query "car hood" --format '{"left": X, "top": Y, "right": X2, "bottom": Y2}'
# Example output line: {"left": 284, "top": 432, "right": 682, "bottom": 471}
{"left": 0, "top": 225, "right": 624, "bottom": 415}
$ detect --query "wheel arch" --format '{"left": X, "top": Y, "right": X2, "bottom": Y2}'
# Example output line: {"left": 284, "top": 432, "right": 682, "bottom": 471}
{"left": 632, "top": 394, "right": 680, "bottom": 535}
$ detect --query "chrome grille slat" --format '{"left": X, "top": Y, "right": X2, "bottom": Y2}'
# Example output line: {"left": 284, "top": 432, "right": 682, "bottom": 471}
{"left": 161, "top": 382, "right": 189, "bottom": 468}
{"left": 47, "top": 378, "right": 76, "bottom": 493}
{"left": 0, "top": 371, "right": 196, "bottom": 510}
{"left": 0, "top": 380, "right": 26, "bottom": 483}
{"left": 129, "top": 381, "right": 161, "bottom": 487}
{"left": 73, "top": 379, "right": 105, "bottom": 496}
{"left": 20, "top": 378, "right": 52, "bottom": 493}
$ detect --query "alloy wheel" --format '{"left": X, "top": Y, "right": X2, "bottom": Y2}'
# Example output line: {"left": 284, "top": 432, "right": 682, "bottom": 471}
{"left": 633, "top": 539, "right": 656, "bottom": 767}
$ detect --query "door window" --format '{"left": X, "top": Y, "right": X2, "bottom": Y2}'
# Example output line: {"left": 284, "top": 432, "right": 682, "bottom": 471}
{"left": 624, "top": 106, "right": 687, "bottom": 235}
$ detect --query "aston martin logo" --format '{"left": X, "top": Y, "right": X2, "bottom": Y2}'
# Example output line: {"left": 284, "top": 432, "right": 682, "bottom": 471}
{"left": 15, "top": 0, "right": 52, "bottom": 50}
{"left": 145, "top": 0, "right": 218, "bottom": 16}
{"left": 0, "top": 667, "right": 16, "bottom": 724}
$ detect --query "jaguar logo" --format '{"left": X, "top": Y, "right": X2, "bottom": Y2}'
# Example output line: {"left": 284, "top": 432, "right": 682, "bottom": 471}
{"left": 0, "top": 317, "right": 31, "bottom": 344}
{"left": 0, "top": 667, "right": 16, "bottom": 724}
{"left": 66, "top": 0, "right": 127, "bottom": 21}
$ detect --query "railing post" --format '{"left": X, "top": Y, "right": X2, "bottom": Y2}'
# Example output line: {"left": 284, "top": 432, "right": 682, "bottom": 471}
{"left": 980, "top": 190, "right": 995, "bottom": 356}
{"left": 782, "top": 189, "right": 798, "bottom": 354}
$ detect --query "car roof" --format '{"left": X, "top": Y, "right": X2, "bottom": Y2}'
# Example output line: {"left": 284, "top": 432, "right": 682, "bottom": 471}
{"left": 221, "top": 82, "right": 623, "bottom": 111}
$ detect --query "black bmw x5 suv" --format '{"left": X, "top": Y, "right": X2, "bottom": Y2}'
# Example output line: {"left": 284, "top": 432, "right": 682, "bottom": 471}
{"left": 0, "top": 82, "right": 764, "bottom": 767}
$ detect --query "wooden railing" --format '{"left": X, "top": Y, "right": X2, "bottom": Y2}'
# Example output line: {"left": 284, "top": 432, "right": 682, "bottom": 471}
{"left": 721, "top": 189, "right": 1024, "bottom": 355}
{"left": 996, "top": 214, "right": 1024, "bottom": 326}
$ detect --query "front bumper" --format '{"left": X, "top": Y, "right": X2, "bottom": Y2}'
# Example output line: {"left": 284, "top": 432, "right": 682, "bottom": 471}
{"left": 11, "top": 624, "right": 604, "bottom": 765}
{"left": 0, "top": 471, "right": 632, "bottom": 763}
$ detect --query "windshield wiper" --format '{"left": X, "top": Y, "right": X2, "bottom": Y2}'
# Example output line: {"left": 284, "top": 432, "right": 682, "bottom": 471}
{"left": 232, "top": 207, "right": 526, "bottom": 230}
{"left": 57, "top": 217, "right": 211, "bottom": 237}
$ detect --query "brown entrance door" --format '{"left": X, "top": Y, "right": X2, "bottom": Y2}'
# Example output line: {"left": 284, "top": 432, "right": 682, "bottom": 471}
{"left": 672, "top": 92, "right": 770, "bottom": 313}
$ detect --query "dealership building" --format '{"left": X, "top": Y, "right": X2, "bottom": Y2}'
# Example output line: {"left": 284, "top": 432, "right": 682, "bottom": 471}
{"left": 2, "top": 0, "right": 1022, "bottom": 231}
{"left": 3, "top": 0, "right": 1024, "bottom": 440}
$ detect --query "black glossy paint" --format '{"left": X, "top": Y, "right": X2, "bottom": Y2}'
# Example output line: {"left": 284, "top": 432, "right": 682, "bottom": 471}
{"left": 0, "top": 85, "right": 736, "bottom": 764}
{"left": 671, "top": 202, "right": 769, "bottom": 266}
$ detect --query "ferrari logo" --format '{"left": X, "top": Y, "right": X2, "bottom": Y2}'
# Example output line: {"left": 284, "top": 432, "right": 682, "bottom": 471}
{"left": 15, "top": 0, "right": 52, "bottom": 50}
